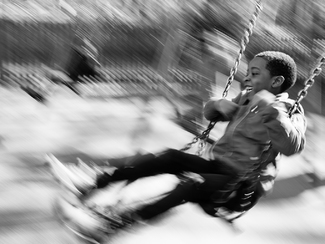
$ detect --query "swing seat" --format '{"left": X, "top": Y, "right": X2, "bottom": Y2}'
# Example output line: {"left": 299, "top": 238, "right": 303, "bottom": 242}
{"left": 192, "top": 141, "right": 274, "bottom": 223}
{"left": 199, "top": 175, "right": 265, "bottom": 223}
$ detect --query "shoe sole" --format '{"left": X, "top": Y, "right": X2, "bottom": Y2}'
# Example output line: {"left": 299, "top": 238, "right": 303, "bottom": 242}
{"left": 53, "top": 195, "right": 113, "bottom": 244}
{"left": 45, "top": 153, "right": 82, "bottom": 195}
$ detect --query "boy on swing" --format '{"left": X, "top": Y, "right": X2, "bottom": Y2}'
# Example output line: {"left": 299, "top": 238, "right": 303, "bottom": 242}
{"left": 62, "top": 51, "right": 307, "bottom": 231}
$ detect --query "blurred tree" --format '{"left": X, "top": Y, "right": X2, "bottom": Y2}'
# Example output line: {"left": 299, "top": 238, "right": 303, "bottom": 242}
{"left": 276, "top": 0, "right": 324, "bottom": 39}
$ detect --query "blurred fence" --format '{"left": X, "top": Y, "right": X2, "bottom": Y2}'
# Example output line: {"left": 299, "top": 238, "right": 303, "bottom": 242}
{"left": 0, "top": 20, "right": 199, "bottom": 80}
{"left": 0, "top": 18, "right": 218, "bottom": 101}
{"left": 1, "top": 18, "right": 324, "bottom": 75}
{"left": 0, "top": 19, "right": 166, "bottom": 69}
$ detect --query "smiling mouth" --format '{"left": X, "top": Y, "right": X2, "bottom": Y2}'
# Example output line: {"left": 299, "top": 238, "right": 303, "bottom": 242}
{"left": 245, "top": 86, "right": 253, "bottom": 92}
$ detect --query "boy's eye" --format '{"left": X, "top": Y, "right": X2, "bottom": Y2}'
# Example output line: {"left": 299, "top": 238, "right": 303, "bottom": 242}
{"left": 246, "top": 72, "right": 259, "bottom": 76}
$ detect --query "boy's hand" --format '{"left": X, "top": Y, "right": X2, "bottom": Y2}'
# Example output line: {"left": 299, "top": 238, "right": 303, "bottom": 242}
{"left": 204, "top": 99, "right": 239, "bottom": 121}
{"left": 251, "top": 90, "right": 276, "bottom": 108}
{"left": 251, "top": 90, "right": 289, "bottom": 123}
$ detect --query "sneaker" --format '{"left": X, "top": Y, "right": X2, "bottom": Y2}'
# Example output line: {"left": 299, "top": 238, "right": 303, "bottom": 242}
{"left": 46, "top": 154, "right": 97, "bottom": 196}
{"left": 54, "top": 195, "right": 116, "bottom": 243}
{"left": 46, "top": 154, "right": 85, "bottom": 196}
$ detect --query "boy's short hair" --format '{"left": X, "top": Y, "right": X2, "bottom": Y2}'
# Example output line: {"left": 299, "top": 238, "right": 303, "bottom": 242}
{"left": 255, "top": 51, "right": 297, "bottom": 92}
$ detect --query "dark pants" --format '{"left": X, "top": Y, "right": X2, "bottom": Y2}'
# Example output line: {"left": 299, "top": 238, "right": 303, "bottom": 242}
{"left": 108, "top": 149, "right": 237, "bottom": 220}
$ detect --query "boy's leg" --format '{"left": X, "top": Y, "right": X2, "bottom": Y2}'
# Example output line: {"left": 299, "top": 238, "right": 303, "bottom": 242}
{"left": 96, "top": 149, "right": 213, "bottom": 190}
{"left": 128, "top": 173, "right": 232, "bottom": 221}
{"left": 111, "top": 149, "right": 216, "bottom": 182}
{"left": 106, "top": 152, "right": 153, "bottom": 168}
{"left": 134, "top": 179, "right": 199, "bottom": 220}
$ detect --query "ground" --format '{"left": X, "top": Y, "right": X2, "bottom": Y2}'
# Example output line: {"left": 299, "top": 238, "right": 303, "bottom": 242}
{"left": 0, "top": 86, "right": 324, "bottom": 244}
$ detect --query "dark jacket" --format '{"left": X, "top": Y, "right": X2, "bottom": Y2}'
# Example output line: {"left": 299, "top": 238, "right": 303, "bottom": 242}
{"left": 204, "top": 90, "right": 306, "bottom": 175}
{"left": 203, "top": 89, "right": 306, "bottom": 213}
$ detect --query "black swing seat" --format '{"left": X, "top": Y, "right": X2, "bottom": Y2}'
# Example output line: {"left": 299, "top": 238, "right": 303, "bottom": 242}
{"left": 198, "top": 170, "right": 265, "bottom": 223}
{"left": 194, "top": 142, "right": 274, "bottom": 224}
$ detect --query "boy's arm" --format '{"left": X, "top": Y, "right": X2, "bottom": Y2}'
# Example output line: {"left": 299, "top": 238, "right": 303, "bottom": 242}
{"left": 264, "top": 105, "right": 306, "bottom": 156}
{"left": 252, "top": 91, "right": 306, "bottom": 156}
{"left": 203, "top": 93, "right": 241, "bottom": 122}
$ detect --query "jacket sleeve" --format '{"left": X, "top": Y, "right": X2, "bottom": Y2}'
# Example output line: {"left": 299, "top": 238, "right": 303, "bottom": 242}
{"left": 260, "top": 101, "right": 306, "bottom": 156}
{"left": 203, "top": 93, "right": 241, "bottom": 122}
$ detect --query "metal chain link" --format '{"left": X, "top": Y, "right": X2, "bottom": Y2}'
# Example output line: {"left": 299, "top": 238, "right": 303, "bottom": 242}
{"left": 288, "top": 54, "right": 325, "bottom": 117}
{"left": 195, "top": 120, "right": 216, "bottom": 155}
{"left": 181, "top": 0, "right": 262, "bottom": 155}
{"left": 222, "top": 0, "right": 262, "bottom": 99}
{"left": 180, "top": 121, "right": 216, "bottom": 155}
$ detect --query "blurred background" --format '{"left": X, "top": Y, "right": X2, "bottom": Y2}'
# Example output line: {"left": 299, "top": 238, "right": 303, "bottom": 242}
{"left": 0, "top": 0, "right": 325, "bottom": 243}
{"left": 0, "top": 0, "right": 325, "bottom": 113}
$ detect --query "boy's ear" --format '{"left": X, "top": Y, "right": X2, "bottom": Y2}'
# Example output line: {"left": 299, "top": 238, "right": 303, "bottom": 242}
{"left": 272, "top": 76, "right": 285, "bottom": 88}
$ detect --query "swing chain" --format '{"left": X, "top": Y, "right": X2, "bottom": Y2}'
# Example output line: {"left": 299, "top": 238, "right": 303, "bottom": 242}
{"left": 288, "top": 54, "right": 325, "bottom": 117}
{"left": 222, "top": 0, "right": 262, "bottom": 99}
{"left": 196, "top": 121, "right": 217, "bottom": 156}
{"left": 182, "top": 0, "right": 262, "bottom": 155}
{"left": 180, "top": 121, "right": 216, "bottom": 155}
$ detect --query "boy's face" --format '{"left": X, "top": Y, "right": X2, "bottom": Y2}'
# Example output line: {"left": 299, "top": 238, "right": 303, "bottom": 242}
{"left": 244, "top": 57, "right": 274, "bottom": 95}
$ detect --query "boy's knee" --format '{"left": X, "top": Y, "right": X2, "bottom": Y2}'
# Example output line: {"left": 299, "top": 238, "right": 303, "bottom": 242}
{"left": 157, "top": 148, "right": 181, "bottom": 160}
{"left": 179, "top": 172, "right": 205, "bottom": 185}
{"left": 165, "top": 148, "right": 180, "bottom": 155}
{"left": 130, "top": 153, "right": 155, "bottom": 165}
